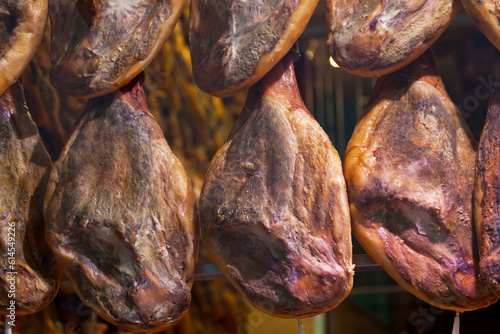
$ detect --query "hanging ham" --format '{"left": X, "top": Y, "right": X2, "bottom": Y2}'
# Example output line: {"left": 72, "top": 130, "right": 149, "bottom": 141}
{"left": 462, "top": 0, "right": 500, "bottom": 51}
{"left": 49, "top": 0, "right": 185, "bottom": 98}
{"left": 475, "top": 87, "right": 500, "bottom": 293}
{"left": 344, "top": 50, "right": 498, "bottom": 311}
{"left": 199, "top": 54, "right": 354, "bottom": 317}
{"left": 189, "top": 0, "right": 319, "bottom": 97}
{"left": 43, "top": 75, "right": 198, "bottom": 332}
{"left": 0, "top": 0, "right": 48, "bottom": 95}
{"left": 326, "top": 0, "right": 460, "bottom": 77}
{"left": 0, "top": 81, "right": 60, "bottom": 315}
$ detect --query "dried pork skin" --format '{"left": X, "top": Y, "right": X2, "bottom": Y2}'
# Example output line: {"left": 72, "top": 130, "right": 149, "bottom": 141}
{"left": 344, "top": 50, "right": 498, "bottom": 311}
{"left": 0, "top": 81, "right": 60, "bottom": 315}
{"left": 326, "top": 0, "right": 460, "bottom": 77}
{"left": 462, "top": 0, "right": 500, "bottom": 51}
{"left": 475, "top": 88, "right": 500, "bottom": 293}
{"left": 43, "top": 76, "right": 197, "bottom": 332}
{"left": 199, "top": 56, "right": 353, "bottom": 317}
{"left": 0, "top": 0, "right": 48, "bottom": 96}
{"left": 49, "top": 0, "right": 185, "bottom": 98}
{"left": 189, "top": 0, "right": 319, "bottom": 97}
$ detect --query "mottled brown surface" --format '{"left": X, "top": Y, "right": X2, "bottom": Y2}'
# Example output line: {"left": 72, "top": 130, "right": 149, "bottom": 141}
{"left": 326, "top": 0, "right": 460, "bottom": 77}
{"left": 462, "top": 0, "right": 500, "bottom": 51}
{"left": 475, "top": 88, "right": 500, "bottom": 294}
{"left": 0, "top": 81, "right": 60, "bottom": 315}
{"left": 0, "top": 0, "right": 47, "bottom": 95}
{"left": 344, "top": 50, "right": 498, "bottom": 311}
{"left": 189, "top": 0, "right": 319, "bottom": 97}
{"left": 199, "top": 56, "right": 353, "bottom": 317}
{"left": 49, "top": 0, "right": 185, "bottom": 98}
{"left": 43, "top": 76, "right": 198, "bottom": 332}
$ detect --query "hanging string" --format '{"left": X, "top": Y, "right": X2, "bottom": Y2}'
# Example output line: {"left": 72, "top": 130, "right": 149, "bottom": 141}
{"left": 298, "top": 318, "right": 305, "bottom": 334}
{"left": 452, "top": 311, "right": 460, "bottom": 334}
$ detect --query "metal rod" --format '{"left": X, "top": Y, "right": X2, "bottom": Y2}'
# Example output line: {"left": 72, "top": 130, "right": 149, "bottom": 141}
{"left": 5, "top": 319, "right": 12, "bottom": 334}
{"left": 194, "top": 254, "right": 381, "bottom": 282}
{"left": 194, "top": 263, "right": 224, "bottom": 281}
{"left": 355, "top": 75, "right": 364, "bottom": 119}
{"left": 334, "top": 69, "right": 345, "bottom": 157}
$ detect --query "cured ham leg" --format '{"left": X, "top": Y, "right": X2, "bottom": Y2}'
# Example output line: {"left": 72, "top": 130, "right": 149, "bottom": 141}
{"left": 199, "top": 55, "right": 353, "bottom": 317}
{"left": 189, "top": 0, "right": 319, "bottom": 97}
{"left": 326, "top": 0, "right": 460, "bottom": 77}
{"left": 0, "top": 0, "right": 48, "bottom": 95}
{"left": 0, "top": 81, "right": 60, "bottom": 315}
{"left": 475, "top": 88, "right": 500, "bottom": 293}
{"left": 461, "top": 0, "right": 500, "bottom": 51}
{"left": 344, "top": 50, "right": 498, "bottom": 311}
{"left": 43, "top": 75, "right": 197, "bottom": 332}
{"left": 49, "top": 0, "right": 185, "bottom": 98}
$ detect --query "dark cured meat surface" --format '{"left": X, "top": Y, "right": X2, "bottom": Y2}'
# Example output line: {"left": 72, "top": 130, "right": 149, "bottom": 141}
{"left": 344, "top": 50, "right": 498, "bottom": 311}
{"left": 326, "top": 0, "right": 460, "bottom": 77}
{"left": 462, "top": 0, "right": 500, "bottom": 51}
{"left": 43, "top": 76, "right": 197, "bottom": 332}
{"left": 475, "top": 88, "right": 500, "bottom": 293}
{"left": 0, "top": 0, "right": 48, "bottom": 96}
{"left": 189, "top": 0, "right": 319, "bottom": 97}
{"left": 199, "top": 56, "right": 353, "bottom": 317}
{"left": 0, "top": 81, "right": 60, "bottom": 315}
{"left": 49, "top": 0, "right": 185, "bottom": 98}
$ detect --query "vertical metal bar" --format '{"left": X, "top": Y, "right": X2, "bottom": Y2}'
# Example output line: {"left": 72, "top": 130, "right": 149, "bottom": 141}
{"left": 313, "top": 313, "right": 327, "bottom": 334}
{"left": 335, "top": 69, "right": 345, "bottom": 158}
{"left": 314, "top": 45, "right": 326, "bottom": 131}
{"left": 324, "top": 51, "right": 335, "bottom": 146}
{"left": 304, "top": 39, "right": 318, "bottom": 114}
{"left": 355, "top": 75, "right": 364, "bottom": 119}
{"left": 304, "top": 56, "right": 315, "bottom": 113}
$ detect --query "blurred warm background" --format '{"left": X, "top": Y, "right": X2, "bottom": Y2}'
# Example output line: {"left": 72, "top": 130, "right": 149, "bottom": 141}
{"left": 5, "top": 5, "right": 500, "bottom": 334}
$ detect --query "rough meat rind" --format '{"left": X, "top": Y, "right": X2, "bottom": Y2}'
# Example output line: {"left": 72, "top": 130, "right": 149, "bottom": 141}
{"left": 0, "top": 81, "right": 60, "bottom": 315}
{"left": 0, "top": 0, "right": 48, "bottom": 95}
{"left": 189, "top": 0, "right": 319, "bottom": 96}
{"left": 475, "top": 88, "right": 500, "bottom": 293}
{"left": 462, "top": 0, "right": 500, "bottom": 51}
{"left": 49, "top": 0, "right": 185, "bottom": 98}
{"left": 44, "top": 76, "right": 197, "bottom": 332}
{"left": 344, "top": 51, "right": 498, "bottom": 311}
{"left": 199, "top": 56, "right": 353, "bottom": 317}
{"left": 326, "top": 0, "right": 460, "bottom": 77}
